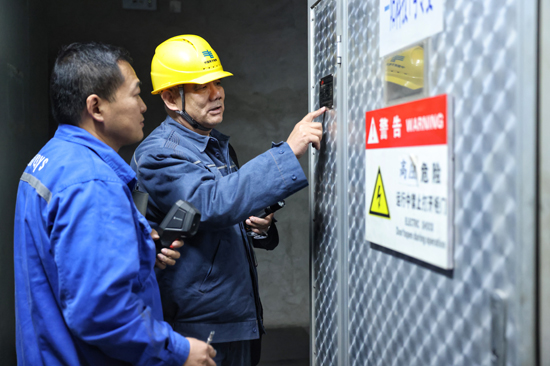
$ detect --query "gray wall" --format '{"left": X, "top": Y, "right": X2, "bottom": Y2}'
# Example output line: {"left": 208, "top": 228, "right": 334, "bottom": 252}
{"left": 0, "top": 0, "right": 50, "bottom": 363}
{"left": 540, "top": 0, "right": 550, "bottom": 363}
{"left": 47, "top": 0, "right": 310, "bottom": 328}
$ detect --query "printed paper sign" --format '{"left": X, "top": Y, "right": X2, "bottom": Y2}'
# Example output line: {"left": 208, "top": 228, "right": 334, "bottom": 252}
{"left": 365, "top": 94, "right": 453, "bottom": 269}
{"left": 379, "top": 0, "right": 445, "bottom": 57}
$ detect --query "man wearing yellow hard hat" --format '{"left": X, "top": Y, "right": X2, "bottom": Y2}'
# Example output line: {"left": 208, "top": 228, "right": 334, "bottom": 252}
{"left": 131, "top": 35, "right": 325, "bottom": 365}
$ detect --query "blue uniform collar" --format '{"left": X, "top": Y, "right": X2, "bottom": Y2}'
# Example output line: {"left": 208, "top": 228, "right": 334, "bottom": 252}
{"left": 54, "top": 124, "right": 137, "bottom": 187}
{"left": 163, "top": 116, "right": 230, "bottom": 153}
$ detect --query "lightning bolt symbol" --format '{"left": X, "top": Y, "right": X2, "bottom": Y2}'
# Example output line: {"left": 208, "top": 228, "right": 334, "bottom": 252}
{"left": 377, "top": 186, "right": 382, "bottom": 208}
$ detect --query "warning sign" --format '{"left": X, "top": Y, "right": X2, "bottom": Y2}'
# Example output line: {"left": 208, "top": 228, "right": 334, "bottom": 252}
{"left": 369, "top": 168, "right": 390, "bottom": 218}
{"left": 365, "top": 94, "right": 453, "bottom": 269}
{"left": 367, "top": 118, "right": 379, "bottom": 144}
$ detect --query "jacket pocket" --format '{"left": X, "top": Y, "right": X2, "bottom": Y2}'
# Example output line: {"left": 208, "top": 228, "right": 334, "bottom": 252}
{"left": 198, "top": 238, "right": 222, "bottom": 293}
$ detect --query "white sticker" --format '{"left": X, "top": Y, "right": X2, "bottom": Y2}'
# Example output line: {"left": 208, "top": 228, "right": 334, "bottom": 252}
{"left": 379, "top": 0, "right": 445, "bottom": 57}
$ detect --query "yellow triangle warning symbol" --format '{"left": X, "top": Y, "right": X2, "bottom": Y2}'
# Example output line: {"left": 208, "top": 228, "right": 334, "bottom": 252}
{"left": 369, "top": 168, "right": 390, "bottom": 218}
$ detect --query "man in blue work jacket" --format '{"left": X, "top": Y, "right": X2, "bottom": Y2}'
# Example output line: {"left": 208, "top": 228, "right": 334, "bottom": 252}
{"left": 14, "top": 42, "right": 216, "bottom": 365}
{"left": 131, "top": 35, "right": 325, "bottom": 366}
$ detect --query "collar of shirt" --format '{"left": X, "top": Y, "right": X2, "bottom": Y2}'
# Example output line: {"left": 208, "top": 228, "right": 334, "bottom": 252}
{"left": 164, "top": 116, "right": 230, "bottom": 153}
{"left": 54, "top": 124, "right": 137, "bottom": 189}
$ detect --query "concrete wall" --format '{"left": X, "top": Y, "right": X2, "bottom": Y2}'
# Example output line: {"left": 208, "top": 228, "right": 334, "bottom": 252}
{"left": 47, "top": 0, "right": 310, "bottom": 328}
{"left": 0, "top": 0, "right": 49, "bottom": 363}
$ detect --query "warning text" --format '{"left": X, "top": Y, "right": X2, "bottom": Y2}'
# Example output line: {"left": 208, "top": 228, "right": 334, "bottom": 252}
{"left": 396, "top": 191, "right": 446, "bottom": 215}
{"left": 396, "top": 226, "right": 445, "bottom": 248}
{"left": 405, "top": 113, "right": 444, "bottom": 132}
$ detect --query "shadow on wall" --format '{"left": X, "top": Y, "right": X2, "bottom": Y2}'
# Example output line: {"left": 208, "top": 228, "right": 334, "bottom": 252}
{"left": 258, "top": 327, "right": 309, "bottom": 366}
{"left": 0, "top": 0, "right": 50, "bottom": 364}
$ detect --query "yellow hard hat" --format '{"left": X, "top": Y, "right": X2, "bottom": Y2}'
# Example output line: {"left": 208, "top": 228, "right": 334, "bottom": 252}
{"left": 150, "top": 35, "right": 233, "bottom": 94}
{"left": 385, "top": 46, "right": 424, "bottom": 90}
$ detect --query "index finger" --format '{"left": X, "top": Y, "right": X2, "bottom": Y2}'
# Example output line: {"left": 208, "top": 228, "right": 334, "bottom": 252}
{"left": 170, "top": 238, "right": 184, "bottom": 249}
{"left": 304, "top": 107, "right": 326, "bottom": 122}
{"left": 248, "top": 215, "right": 271, "bottom": 226}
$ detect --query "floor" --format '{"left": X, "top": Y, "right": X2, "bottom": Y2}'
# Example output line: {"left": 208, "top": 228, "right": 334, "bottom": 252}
{"left": 257, "top": 327, "right": 309, "bottom": 366}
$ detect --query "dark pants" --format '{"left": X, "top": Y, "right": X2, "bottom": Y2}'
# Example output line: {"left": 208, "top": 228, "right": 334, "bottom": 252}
{"left": 212, "top": 340, "right": 251, "bottom": 366}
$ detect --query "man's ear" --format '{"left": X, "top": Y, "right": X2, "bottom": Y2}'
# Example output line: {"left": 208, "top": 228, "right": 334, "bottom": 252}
{"left": 160, "top": 88, "right": 181, "bottom": 111}
{"left": 86, "top": 94, "right": 105, "bottom": 122}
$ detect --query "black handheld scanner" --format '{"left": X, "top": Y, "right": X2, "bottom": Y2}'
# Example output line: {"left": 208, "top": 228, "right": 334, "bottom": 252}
{"left": 245, "top": 200, "right": 285, "bottom": 238}
{"left": 255, "top": 200, "right": 285, "bottom": 218}
{"left": 157, "top": 200, "right": 201, "bottom": 249}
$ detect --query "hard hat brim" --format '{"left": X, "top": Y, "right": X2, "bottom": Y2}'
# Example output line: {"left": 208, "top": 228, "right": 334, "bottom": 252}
{"left": 192, "top": 70, "right": 233, "bottom": 85}
{"left": 385, "top": 75, "right": 423, "bottom": 90}
{"left": 151, "top": 70, "right": 233, "bottom": 94}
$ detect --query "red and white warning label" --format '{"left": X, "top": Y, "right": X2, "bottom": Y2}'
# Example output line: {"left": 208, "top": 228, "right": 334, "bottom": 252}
{"left": 365, "top": 94, "right": 453, "bottom": 269}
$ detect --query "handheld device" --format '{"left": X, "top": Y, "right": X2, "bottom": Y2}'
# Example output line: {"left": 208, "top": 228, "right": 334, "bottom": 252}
{"left": 253, "top": 200, "right": 285, "bottom": 219}
{"left": 246, "top": 200, "right": 285, "bottom": 238}
{"left": 157, "top": 200, "right": 201, "bottom": 249}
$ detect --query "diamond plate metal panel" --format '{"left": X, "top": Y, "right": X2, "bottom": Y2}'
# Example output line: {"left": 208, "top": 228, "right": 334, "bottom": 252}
{"left": 311, "top": 0, "right": 339, "bottom": 364}
{"left": 346, "top": 0, "right": 521, "bottom": 365}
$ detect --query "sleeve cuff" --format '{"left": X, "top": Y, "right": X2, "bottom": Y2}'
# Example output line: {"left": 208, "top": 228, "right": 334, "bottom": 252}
{"left": 268, "top": 142, "right": 308, "bottom": 190}
{"left": 165, "top": 331, "right": 190, "bottom": 366}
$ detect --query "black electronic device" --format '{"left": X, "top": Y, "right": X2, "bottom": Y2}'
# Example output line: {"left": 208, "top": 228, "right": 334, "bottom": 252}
{"left": 254, "top": 200, "right": 285, "bottom": 219}
{"left": 246, "top": 200, "right": 285, "bottom": 238}
{"left": 319, "top": 74, "right": 334, "bottom": 109}
{"left": 132, "top": 190, "right": 149, "bottom": 216}
{"left": 157, "top": 200, "right": 201, "bottom": 248}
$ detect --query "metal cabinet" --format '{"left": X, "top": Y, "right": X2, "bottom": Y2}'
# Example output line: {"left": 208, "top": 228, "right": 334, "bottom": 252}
{"left": 309, "top": 1, "right": 539, "bottom": 365}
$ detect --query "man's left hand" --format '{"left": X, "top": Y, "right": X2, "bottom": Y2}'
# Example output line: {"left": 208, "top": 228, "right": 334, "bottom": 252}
{"left": 150, "top": 229, "right": 183, "bottom": 269}
{"left": 246, "top": 213, "right": 274, "bottom": 235}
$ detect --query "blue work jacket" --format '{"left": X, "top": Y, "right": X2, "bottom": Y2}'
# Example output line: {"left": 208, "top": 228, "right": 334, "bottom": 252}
{"left": 14, "top": 124, "right": 189, "bottom": 366}
{"left": 131, "top": 116, "right": 308, "bottom": 343}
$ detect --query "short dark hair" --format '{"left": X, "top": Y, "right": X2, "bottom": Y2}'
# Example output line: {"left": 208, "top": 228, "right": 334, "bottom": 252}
{"left": 50, "top": 42, "right": 133, "bottom": 125}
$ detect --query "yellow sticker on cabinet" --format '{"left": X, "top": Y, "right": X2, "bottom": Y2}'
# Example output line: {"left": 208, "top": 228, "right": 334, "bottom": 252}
{"left": 369, "top": 168, "right": 390, "bottom": 219}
